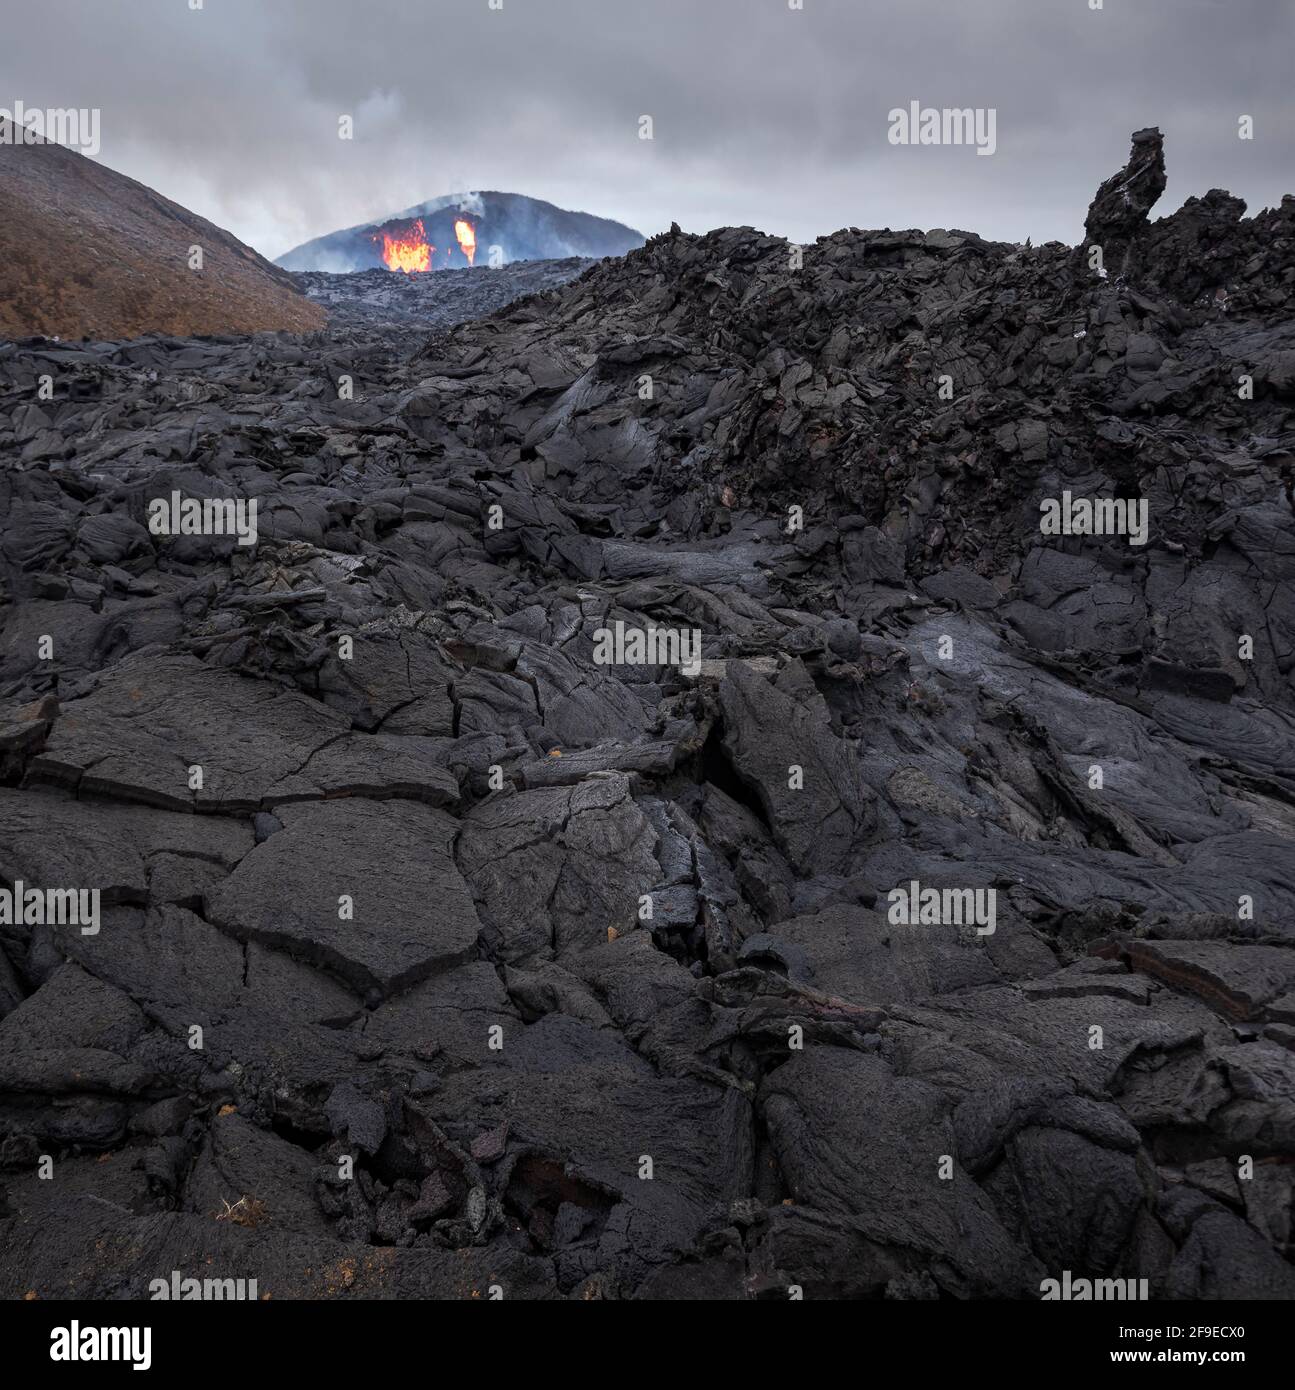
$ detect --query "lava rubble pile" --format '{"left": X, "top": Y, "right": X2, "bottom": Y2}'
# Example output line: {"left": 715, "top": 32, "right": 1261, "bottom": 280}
{"left": 1, "top": 130, "right": 1295, "bottom": 1301}
{"left": 295, "top": 257, "right": 594, "bottom": 333}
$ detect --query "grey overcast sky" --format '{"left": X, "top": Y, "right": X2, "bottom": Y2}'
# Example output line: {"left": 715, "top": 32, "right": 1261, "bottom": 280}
{"left": 4, "top": 0, "right": 1292, "bottom": 260}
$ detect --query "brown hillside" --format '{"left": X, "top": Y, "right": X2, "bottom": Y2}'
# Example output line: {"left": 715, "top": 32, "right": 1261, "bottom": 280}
{"left": 0, "top": 121, "right": 323, "bottom": 339}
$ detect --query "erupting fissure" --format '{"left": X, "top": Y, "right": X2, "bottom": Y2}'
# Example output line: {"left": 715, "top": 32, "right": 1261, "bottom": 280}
{"left": 371, "top": 215, "right": 479, "bottom": 272}
{"left": 374, "top": 218, "right": 432, "bottom": 273}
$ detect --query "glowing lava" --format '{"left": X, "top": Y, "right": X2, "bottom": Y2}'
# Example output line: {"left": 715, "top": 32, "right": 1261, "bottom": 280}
{"left": 374, "top": 219, "right": 432, "bottom": 273}
{"left": 454, "top": 218, "right": 477, "bottom": 265}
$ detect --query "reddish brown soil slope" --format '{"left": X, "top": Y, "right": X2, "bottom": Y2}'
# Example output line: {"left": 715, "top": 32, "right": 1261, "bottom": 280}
{"left": 0, "top": 122, "right": 323, "bottom": 339}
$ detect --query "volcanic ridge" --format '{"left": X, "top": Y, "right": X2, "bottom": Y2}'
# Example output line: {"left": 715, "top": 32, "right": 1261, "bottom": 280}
{"left": 0, "top": 120, "right": 323, "bottom": 341}
{"left": 276, "top": 190, "right": 645, "bottom": 274}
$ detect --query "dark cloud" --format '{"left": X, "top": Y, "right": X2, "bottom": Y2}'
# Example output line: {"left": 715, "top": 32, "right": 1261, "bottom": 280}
{"left": 3, "top": 0, "right": 1291, "bottom": 258}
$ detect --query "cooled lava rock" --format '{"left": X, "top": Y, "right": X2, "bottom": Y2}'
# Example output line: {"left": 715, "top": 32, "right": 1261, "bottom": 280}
{"left": 1, "top": 129, "right": 1294, "bottom": 1301}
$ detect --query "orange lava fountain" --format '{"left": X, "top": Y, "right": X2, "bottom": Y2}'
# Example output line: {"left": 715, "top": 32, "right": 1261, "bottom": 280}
{"left": 374, "top": 219, "right": 432, "bottom": 273}
{"left": 454, "top": 218, "right": 477, "bottom": 266}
